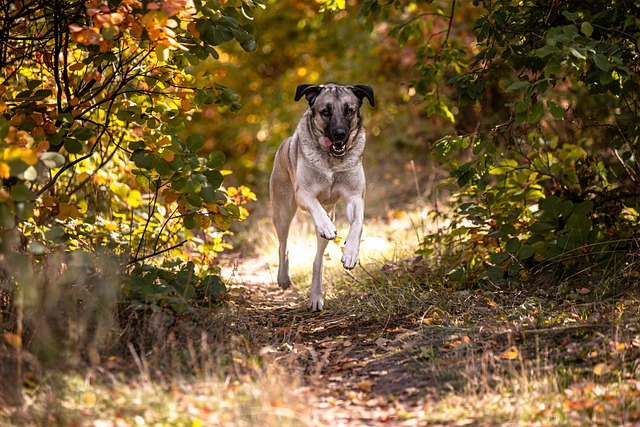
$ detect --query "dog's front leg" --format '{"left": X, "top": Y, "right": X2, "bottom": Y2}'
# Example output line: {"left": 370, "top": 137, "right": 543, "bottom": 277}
{"left": 295, "top": 190, "right": 337, "bottom": 241}
{"left": 342, "top": 195, "right": 364, "bottom": 270}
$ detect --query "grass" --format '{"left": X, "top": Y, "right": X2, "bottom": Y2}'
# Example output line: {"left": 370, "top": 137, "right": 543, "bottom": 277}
{"left": 1, "top": 203, "right": 639, "bottom": 426}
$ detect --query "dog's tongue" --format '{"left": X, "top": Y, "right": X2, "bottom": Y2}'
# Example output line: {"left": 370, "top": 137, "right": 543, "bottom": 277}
{"left": 323, "top": 137, "right": 333, "bottom": 147}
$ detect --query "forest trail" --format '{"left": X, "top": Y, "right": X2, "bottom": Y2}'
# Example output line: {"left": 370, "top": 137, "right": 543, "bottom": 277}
{"left": 219, "top": 243, "right": 640, "bottom": 427}
{"left": 223, "top": 252, "right": 431, "bottom": 427}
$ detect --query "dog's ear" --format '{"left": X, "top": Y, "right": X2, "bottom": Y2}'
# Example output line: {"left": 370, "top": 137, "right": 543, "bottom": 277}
{"left": 294, "top": 84, "right": 323, "bottom": 106}
{"left": 350, "top": 85, "right": 375, "bottom": 107}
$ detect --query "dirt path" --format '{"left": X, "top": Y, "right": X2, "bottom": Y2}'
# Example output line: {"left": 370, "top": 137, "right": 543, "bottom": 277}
{"left": 223, "top": 253, "right": 430, "bottom": 427}
{"left": 219, "top": 246, "right": 640, "bottom": 427}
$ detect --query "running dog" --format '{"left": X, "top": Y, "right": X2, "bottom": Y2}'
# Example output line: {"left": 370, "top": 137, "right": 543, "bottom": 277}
{"left": 269, "top": 83, "right": 375, "bottom": 311}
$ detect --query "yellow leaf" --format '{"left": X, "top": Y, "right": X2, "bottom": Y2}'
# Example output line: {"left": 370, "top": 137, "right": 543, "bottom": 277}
{"left": 499, "top": 347, "right": 519, "bottom": 360}
{"left": 593, "top": 363, "right": 610, "bottom": 376}
{"left": 126, "top": 190, "right": 143, "bottom": 208}
{"left": 84, "top": 391, "right": 97, "bottom": 404}
{"left": 104, "top": 222, "right": 119, "bottom": 231}
{"left": 0, "top": 162, "right": 9, "bottom": 179}
{"left": 199, "top": 213, "right": 211, "bottom": 229}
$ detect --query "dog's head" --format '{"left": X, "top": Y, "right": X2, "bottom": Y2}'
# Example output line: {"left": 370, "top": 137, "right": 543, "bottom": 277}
{"left": 294, "top": 83, "right": 375, "bottom": 157}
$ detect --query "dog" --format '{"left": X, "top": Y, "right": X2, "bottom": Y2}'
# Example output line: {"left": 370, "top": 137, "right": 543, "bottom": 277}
{"left": 269, "top": 83, "right": 375, "bottom": 311}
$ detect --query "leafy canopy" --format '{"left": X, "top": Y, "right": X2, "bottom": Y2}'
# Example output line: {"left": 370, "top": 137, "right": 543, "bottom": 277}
{"left": 0, "top": 0, "right": 261, "bottom": 312}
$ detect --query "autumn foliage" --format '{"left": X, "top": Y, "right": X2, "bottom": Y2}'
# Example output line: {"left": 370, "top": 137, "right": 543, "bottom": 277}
{"left": 0, "top": 0, "right": 260, "bottom": 326}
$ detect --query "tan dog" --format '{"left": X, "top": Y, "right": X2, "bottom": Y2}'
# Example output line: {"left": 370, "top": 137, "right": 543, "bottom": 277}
{"left": 269, "top": 83, "right": 375, "bottom": 311}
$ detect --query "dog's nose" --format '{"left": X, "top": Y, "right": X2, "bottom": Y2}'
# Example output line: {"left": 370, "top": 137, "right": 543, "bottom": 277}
{"left": 333, "top": 130, "right": 347, "bottom": 142}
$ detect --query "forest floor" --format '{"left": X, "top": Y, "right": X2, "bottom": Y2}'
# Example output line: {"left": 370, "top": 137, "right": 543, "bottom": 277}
{"left": 1, "top": 210, "right": 639, "bottom": 427}
{"left": 217, "top": 213, "right": 640, "bottom": 427}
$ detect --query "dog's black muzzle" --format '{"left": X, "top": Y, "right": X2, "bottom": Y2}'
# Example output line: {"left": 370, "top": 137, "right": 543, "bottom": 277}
{"left": 330, "top": 140, "right": 347, "bottom": 157}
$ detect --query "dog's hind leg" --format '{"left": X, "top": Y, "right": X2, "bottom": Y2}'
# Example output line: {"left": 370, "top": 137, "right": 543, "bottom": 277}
{"left": 310, "top": 229, "right": 330, "bottom": 311}
{"left": 273, "top": 193, "right": 297, "bottom": 290}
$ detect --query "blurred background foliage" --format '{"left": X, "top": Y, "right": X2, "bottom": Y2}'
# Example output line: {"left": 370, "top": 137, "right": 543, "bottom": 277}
{"left": 188, "top": 0, "right": 457, "bottom": 214}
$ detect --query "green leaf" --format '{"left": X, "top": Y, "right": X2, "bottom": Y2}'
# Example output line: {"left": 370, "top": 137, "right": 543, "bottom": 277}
{"left": 539, "top": 195, "right": 573, "bottom": 221}
{"left": 489, "top": 158, "right": 518, "bottom": 175}
{"left": 184, "top": 213, "right": 198, "bottom": 229}
{"left": 204, "top": 170, "right": 223, "bottom": 189}
{"left": 208, "top": 151, "right": 226, "bottom": 169}
{"left": 534, "top": 44, "right": 560, "bottom": 58}
{"left": 10, "top": 182, "right": 33, "bottom": 202}
{"left": 580, "top": 22, "right": 593, "bottom": 37}
{"left": 131, "top": 150, "right": 154, "bottom": 169}
{"left": 202, "top": 275, "right": 227, "bottom": 299}
{"left": 517, "top": 245, "right": 535, "bottom": 260}
{"left": 64, "top": 138, "right": 83, "bottom": 154}
{"left": 505, "top": 237, "right": 520, "bottom": 254}
{"left": 117, "top": 110, "right": 136, "bottom": 121}
{"left": 505, "top": 80, "right": 530, "bottom": 92}
{"left": 27, "top": 79, "right": 42, "bottom": 90}
{"left": 447, "top": 267, "right": 466, "bottom": 283}
{"left": 200, "top": 186, "right": 216, "bottom": 202}
{"left": 0, "top": 116, "right": 9, "bottom": 140}
{"left": 73, "top": 127, "right": 94, "bottom": 141}
{"left": 32, "top": 89, "right": 53, "bottom": 100}
{"left": 45, "top": 225, "right": 67, "bottom": 243}
{"left": 547, "top": 101, "right": 565, "bottom": 119}
{"left": 528, "top": 101, "right": 544, "bottom": 123}
{"left": 573, "top": 200, "right": 594, "bottom": 217}
{"left": 186, "top": 135, "right": 205, "bottom": 151}
{"left": 593, "top": 54, "right": 609, "bottom": 71}
{"left": 225, "top": 203, "right": 240, "bottom": 218}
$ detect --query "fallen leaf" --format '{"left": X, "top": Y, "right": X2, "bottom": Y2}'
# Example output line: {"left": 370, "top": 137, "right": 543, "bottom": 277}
{"left": 499, "top": 346, "right": 519, "bottom": 360}
{"left": 357, "top": 380, "right": 373, "bottom": 391}
{"left": 593, "top": 363, "right": 611, "bottom": 376}
{"left": 564, "top": 398, "right": 596, "bottom": 410}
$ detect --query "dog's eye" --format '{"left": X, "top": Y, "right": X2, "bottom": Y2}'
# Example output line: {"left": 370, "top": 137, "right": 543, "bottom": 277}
{"left": 345, "top": 107, "right": 355, "bottom": 116}
{"left": 320, "top": 109, "right": 331, "bottom": 117}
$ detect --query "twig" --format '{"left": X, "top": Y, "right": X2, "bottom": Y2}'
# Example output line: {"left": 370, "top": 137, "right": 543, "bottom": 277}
{"left": 442, "top": 0, "right": 457, "bottom": 47}
{"left": 127, "top": 239, "right": 187, "bottom": 265}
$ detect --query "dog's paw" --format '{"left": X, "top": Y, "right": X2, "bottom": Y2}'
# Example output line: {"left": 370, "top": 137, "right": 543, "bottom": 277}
{"left": 317, "top": 220, "right": 337, "bottom": 241}
{"left": 342, "top": 249, "right": 359, "bottom": 270}
{"left": 309, "top": 295, "right": 324, "bottom": 312}
{"left": 277, "top": 271, "right": 292, "bottom": 289}
{"left": 278, "top": 278, "right": 292, "bottom": 290}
